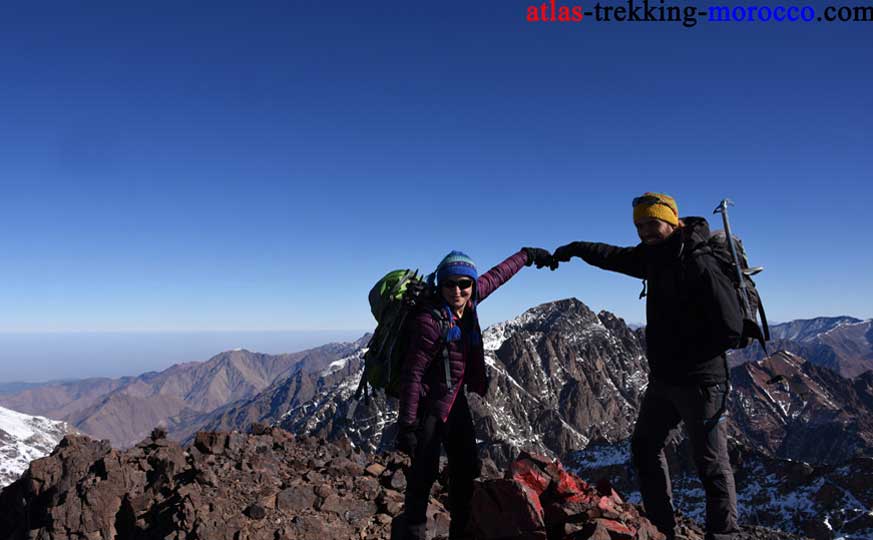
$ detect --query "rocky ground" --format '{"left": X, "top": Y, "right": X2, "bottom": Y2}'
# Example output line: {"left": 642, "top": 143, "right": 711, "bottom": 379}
{"left": 0, "top": 425, "right": 806, "bottom": 540}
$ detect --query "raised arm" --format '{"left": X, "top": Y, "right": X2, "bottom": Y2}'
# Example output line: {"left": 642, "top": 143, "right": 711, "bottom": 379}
{"left": 553, "top": 241, "right": 647, "bottom": 279}
{"left": 476, "top": 250, "right": 529, "bottom": 303}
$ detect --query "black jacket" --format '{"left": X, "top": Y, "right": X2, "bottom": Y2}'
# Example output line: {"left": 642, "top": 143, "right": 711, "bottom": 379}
{"left": 564, "top": 217, "right": 742, "bottom": 385}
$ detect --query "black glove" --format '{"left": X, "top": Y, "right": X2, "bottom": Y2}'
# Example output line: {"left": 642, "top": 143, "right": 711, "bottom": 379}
{"left": 395, "top": 423, "right": 417, "bottom": 457}
{"left": 550, "top": 243, "right": 579, "bottom": 269}
{"left": 522, "top": 247, "right": 554, "bottom": 269}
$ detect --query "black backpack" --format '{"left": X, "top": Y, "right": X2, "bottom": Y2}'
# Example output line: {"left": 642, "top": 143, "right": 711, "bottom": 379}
{"left": 692, "top": 230, "right": 770, "bottom": 351}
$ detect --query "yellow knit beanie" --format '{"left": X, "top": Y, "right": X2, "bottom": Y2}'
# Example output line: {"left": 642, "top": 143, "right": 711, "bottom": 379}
{"left": 632, "top": 192, "right": 679, "bottom": 227}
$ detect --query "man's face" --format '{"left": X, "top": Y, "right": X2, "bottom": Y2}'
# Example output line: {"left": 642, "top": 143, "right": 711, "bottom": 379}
{"left": 635, "top": 217, "right": 677, "bottom": 245}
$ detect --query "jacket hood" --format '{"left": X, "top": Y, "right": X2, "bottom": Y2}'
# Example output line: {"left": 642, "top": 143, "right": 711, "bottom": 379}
{"left": 681, "top": 216, "right": 712, "bottom": 248}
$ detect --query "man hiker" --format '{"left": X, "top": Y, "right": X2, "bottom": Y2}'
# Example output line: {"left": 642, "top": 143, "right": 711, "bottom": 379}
{"left": 551, "top": 192, "right": 742, "bottom": 540}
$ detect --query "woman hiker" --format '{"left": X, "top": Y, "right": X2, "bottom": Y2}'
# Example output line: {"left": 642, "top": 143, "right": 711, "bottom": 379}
{"left": 395, "top": 247, "right": 553, "bottom": 540}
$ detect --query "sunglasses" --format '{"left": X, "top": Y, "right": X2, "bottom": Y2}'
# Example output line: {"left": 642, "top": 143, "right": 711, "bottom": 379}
{"left": 632, "top": 195, "right": 667, "bottom": 207}
{"left": 441, "top": 279, "right": 474, "bottom": 290}
{"left": 632, "top": 195, "right": 677, "bottom": 215}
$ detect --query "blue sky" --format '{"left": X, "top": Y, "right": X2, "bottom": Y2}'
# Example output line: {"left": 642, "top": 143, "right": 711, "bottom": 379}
{"left": 1, "top": 1, "right": 871, "bottom": 381}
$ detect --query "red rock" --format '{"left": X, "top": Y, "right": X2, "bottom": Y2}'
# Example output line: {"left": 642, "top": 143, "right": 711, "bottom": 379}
{"left": 471, "top": 478, "right": 546, "bottom": 538}
{"left": 594, "top": 478, "right": 624, "bottom": 504}
{"left": 595, "top": 518, "right": 635, "bottom": 539}
{"left": 546, "top": 459, "right": 590, "bottom": 501}
{"left": 597, "top": 496, "right": 621, "bottom": 520}
{"left": 511, "top": 456, "right": 552, "bottom": 496}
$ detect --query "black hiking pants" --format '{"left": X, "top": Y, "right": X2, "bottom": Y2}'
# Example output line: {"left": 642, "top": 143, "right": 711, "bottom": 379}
{"left": 631, "top": 378, "right": 738, "bottom": 540}
{"left": 402, "top": 392, "right": 478, "bottom": 540}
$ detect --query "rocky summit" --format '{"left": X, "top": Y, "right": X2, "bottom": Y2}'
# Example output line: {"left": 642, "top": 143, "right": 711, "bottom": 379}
{"left": 0, "top": 426, "right": 803, "bottom": 540}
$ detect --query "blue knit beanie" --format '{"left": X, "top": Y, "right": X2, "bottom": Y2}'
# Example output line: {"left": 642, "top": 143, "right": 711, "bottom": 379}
{"left": 435, "top": 250, "right": 478, "bottom": 285}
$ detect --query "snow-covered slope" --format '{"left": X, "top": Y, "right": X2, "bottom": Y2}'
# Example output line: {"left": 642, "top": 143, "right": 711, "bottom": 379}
{"left": 0, "top": 405, "right": 70, "bottom": 487}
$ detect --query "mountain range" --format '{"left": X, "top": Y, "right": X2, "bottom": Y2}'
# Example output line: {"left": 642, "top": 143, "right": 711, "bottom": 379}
{"left": 0, "top": 340, "right": 366, "bottom": 449}
{"left": 1, "top": 300, "right": 871, "bottom": 538}
{"left": 727, "top": 316, "right": 873, "bottom": 378}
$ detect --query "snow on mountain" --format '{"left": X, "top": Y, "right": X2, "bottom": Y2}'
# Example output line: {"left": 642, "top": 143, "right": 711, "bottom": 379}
{"left": 729, "top": 317, "right": 873, "bottom": 379}
{"left": 769, "top": 317, "right": 862, "bottom": 343}
{"left": 571, "top": 438, "right": 873, "bottom": 540}
{"left": 0, "top": 405, "right": 70, "bottom": 487}
{"left": 273, "top": 298, "right": 648, "bottom": 469}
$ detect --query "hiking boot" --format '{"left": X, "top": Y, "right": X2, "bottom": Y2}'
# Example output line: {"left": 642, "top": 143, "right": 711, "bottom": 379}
{"left": 391, "top": 514, "right": 428, "bottom": 540}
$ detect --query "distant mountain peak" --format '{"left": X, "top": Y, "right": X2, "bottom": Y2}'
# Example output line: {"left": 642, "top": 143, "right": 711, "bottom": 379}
{"left": 0, "top": 405, "right": 72, "bottom": 487}
{"left": 769, "top": 316, "right": 863, "bottom": 343}
{"left": 483, "top": 297, "right": 601, "bottom": 352}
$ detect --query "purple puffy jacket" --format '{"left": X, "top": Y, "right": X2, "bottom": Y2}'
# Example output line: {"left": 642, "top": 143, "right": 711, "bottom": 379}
{"left": 398, "top": 250, "right": 529, "bottom": 426}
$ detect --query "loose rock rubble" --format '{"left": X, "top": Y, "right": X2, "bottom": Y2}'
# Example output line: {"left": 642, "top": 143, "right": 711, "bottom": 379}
{"left": 0, "top": 425, "right": 423, "bottom": 540}
{"left": 471, "top": 452, "right": 664, "bottom": 540}
{"left": 0, "top": 425, "right": 804, "bottom": 540}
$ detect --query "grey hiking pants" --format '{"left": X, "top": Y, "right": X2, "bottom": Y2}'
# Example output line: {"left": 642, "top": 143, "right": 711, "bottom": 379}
{"left": 631, "top": 378, "right": 739, "bottom": 540}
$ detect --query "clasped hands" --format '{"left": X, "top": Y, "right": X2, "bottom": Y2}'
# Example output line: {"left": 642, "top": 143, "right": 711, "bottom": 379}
{"left": 523, "top": 244, "right": 576, "bottom": 271}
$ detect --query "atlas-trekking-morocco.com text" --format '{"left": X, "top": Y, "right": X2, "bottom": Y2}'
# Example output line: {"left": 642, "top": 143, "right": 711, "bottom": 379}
{"left": 526, "top": 0, "right": 873, "bottom": 27}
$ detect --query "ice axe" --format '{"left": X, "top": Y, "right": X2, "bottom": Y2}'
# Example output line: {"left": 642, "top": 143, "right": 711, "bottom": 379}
{"left": 713, "top": 199, "right": 752, "bottom": 314}
{"left": 713, "top": 199, "right": 768, "bottom": 352}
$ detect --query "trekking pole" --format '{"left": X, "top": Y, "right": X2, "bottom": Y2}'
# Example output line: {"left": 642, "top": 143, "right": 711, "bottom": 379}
{"left": 713, "top": 199, "right": 752, "bottom": 315}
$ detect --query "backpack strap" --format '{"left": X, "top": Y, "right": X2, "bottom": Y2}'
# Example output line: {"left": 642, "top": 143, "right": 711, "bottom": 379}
{"left": 429, "top": 308, "right": 454, "bottom": 397}
{"left": 757, "top": 298, "right": 771, "bottom": 342}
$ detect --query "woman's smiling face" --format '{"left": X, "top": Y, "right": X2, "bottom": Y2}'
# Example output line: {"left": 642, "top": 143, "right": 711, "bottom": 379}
{"left": 440, "top": 274, "right": 474, "bottom": 313}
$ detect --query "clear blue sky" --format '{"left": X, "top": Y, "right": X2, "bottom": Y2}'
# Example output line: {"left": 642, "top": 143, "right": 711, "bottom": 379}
{"left": 1, "top": 1, "right": 871, "bottom": 380}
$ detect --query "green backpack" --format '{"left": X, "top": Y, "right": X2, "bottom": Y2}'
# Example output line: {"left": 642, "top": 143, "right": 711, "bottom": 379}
{"left": 353, "top": 269, "right": 450, "bottom": 401}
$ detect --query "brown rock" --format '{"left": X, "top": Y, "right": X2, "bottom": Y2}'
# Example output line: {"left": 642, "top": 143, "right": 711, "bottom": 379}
{"left": 327, "top": 456, "right": 365, "bottom": 477}
{"left": 277, "top": 484, "right": 317, "bottom": 512}
{"left": 355, "top": 475, "right": 381, "bottom": 501}
{"left": 287, "top": 515, "right": 326, "bottom": 536}
{"left": 304, "top": 470, "right": 324, "bottom": 483}
{"left": 244, "top": 503, "right": 267, "bottom": 520}
{"left": 389, "top": 469, "right": 407, "bottom": 491}
{"left": 377, "top": 489, "right": 405, "bottom": 517}
{"left": 225, "top": 432, "right": 247, "bottom": 456}
{"left": 635, "top": 517, "right": 667, "bottom": 540}
{"left": 194, "top": 432, "right": 228, "bottom": 455}
{"left": 317, "top": 492, "right": 378, "bottom": 522}
{"left": 196, "top": 467, "right": 218, "bottom": 486}
{"left": 365, "top": 463, "right": 386, "bottom": 477}
{"left": 249, "top": 422, "right": 269, "bottom": 435}
{"left": 471, "top": 479, "right": 545, "bottom": 538}
{"left": 0, "top": 429, "right": 677, "bottom": 540}
{"left": 314, "top": 483, "right": 334, "bottom": 499}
